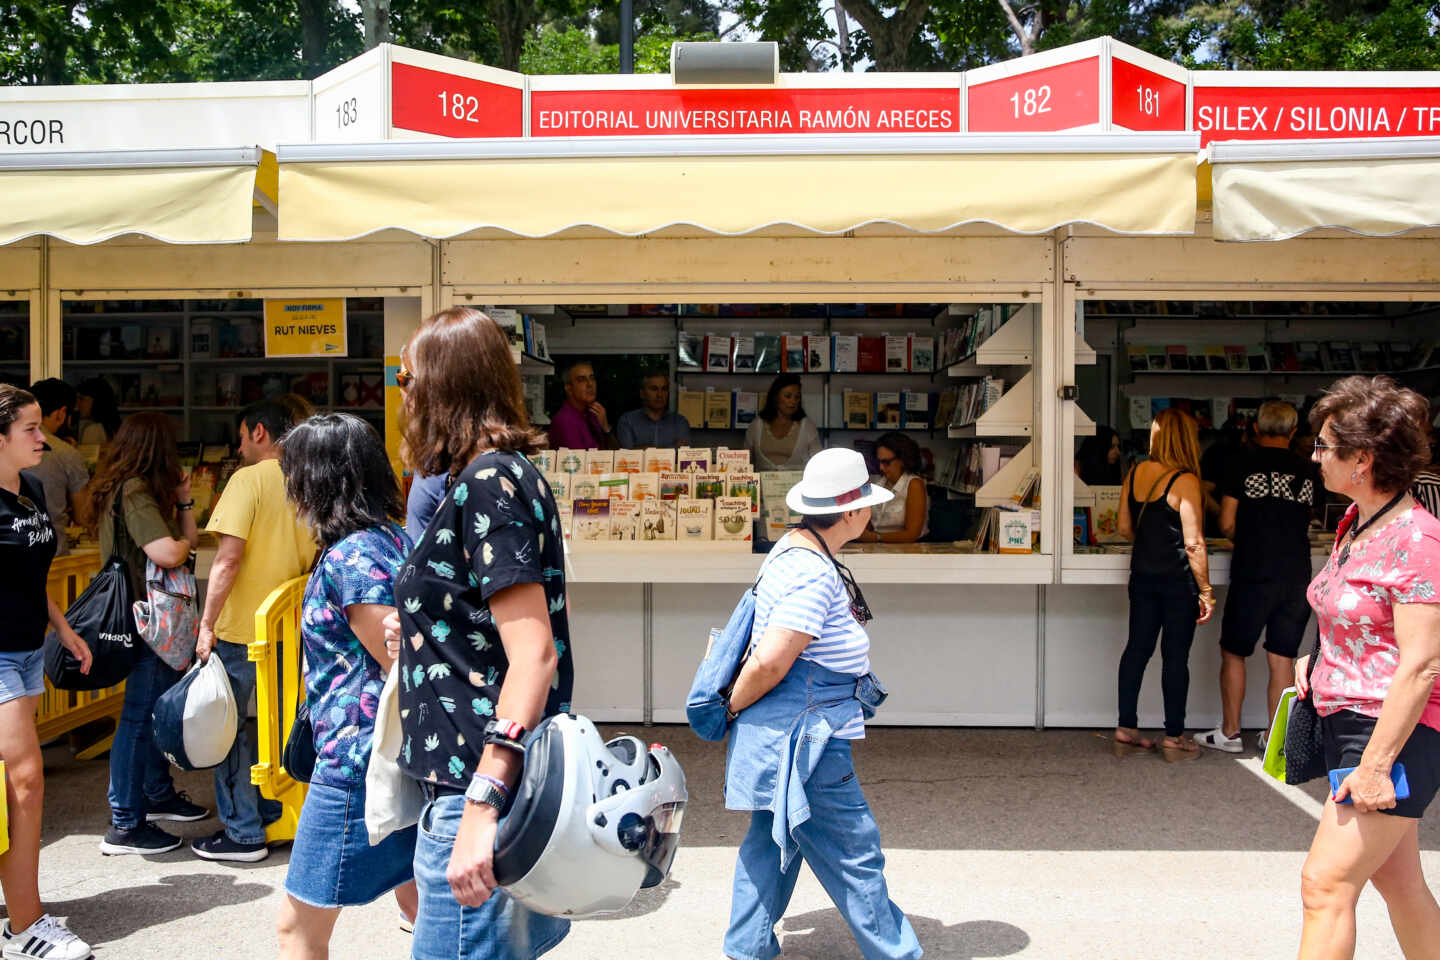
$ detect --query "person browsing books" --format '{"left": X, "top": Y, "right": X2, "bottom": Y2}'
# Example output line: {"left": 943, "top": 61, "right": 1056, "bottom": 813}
{"left": 615, "top": 372, "right": 690, "bottom": 450}
{"left": 858, "top": 432, "right": 928, "bottom": 544}
{"left": 745, "top": 374, "right": 822, "bottom": 472}
{"left": 547, "top": 361, "right": 608, "bottom": 450}
{"left": 1294, "top": 376, "right": 1440, "bottom": 959}
{"left": 21, "top": 379, "right": 89, "bottom": 556}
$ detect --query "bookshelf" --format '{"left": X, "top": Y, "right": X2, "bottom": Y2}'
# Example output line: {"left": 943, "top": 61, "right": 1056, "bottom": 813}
{"left": 0, "top": 300, "right": 29, "bottom": 388}
{"left": 61, "top": 298, "right": 385, "bottom": 444}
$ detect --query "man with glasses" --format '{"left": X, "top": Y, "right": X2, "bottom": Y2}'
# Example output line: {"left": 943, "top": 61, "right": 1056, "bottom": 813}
{"left": 548, "top": 361, "right": 610, "bottom": 451}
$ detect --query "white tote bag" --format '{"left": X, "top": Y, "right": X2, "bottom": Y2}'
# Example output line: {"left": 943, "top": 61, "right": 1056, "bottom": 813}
{"left": 365, "top": 665, "right": 425, "bottom": 845}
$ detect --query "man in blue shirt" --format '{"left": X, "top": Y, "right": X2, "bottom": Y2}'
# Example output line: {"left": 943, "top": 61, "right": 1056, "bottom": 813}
{"left": 615, "top": 372, "right": 691, "bottom": 449}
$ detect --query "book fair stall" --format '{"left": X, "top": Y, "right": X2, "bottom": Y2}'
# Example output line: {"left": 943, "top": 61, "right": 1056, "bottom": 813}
{"left": 3, "top": 37, "right": 1440, "bottom": 733}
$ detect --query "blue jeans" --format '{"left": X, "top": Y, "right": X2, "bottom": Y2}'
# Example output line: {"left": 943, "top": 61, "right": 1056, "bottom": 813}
{"left": 107, "top": 648, "right": 181, "bottom": 829}
{"left": 724, "top": 739, "right": 921, "bottom": 960}
{"left": 411, "top": 793, "right": 570, "bottom": 960}
{"left": 212, "top": 639, "right": 265, "bottom": 845}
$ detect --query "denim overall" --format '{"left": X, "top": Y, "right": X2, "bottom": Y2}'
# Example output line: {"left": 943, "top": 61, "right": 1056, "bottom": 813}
{"left": 723, "top": 658, "right": 920, "bottom": 960}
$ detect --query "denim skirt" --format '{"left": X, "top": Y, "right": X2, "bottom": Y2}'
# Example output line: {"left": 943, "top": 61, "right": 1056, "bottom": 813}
{"left": 285, "top": 779, "right": 418, "bottom": 908}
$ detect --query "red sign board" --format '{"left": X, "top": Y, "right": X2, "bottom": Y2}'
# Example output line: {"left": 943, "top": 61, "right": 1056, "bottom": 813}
{"left": 1111, "top": 58, "right": 1186, "bottom": 131}
{"left": 1194, "top": 85, "right": 1440, "bottom": 144}
{"left": 530, "top": 88, "right": 960, "bottom": 136}
{"left": 967, "top": 57, "right": 1100, "bottom": 132}
{"left": 391, "top": 62, "right": 523, "bottom": 138}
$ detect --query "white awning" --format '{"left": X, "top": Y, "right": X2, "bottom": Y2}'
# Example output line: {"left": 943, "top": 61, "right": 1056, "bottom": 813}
{"left": 276, "top": 133, "right": 1200, "bottom": 241}
{"left": 0, "top": 147, "right": 270, "bottom": 245}
{"left": 1210, "top": 137, "right": 1440, "bottom": 241}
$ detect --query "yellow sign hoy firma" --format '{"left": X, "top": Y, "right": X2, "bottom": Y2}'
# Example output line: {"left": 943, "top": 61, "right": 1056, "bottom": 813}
{"left": 264, "top": 298, "right": 347, "bottom": 357}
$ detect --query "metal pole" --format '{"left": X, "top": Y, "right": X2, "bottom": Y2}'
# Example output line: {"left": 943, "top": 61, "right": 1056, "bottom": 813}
{"left": 620, "top": 0, "right": 635, "bottom": 74}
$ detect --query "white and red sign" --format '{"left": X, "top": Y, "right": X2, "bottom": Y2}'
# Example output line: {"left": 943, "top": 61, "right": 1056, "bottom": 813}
{"left": 1111, "top": 57, "right": 1186, "bottom": 131}
{"left": 967, "top": 56, "right": 1101, "bottom": 132}
{"left": 1194, "top": 83, "right": 1440, "bottom": 144}
{"left": 528, "top": 87, "right": 960, "bottom": 136}
{"left": 391, "top": 62, "right": 523, "bottom": 138}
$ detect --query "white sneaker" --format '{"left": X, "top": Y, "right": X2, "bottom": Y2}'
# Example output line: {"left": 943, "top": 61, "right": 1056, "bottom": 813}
{"left": 1195, "top": 727, "right": 1244, "bottom": 754}
{"left": 2, "top": 915, "right": 93, "bottom": 960}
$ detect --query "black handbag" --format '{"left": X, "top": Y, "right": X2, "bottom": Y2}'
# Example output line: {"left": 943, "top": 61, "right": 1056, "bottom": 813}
{"left": 283, "top": 699, "right": 316, "bottom": 784}
{"left": 44, "top": 494, "right": 143, "bottom": 691}
{"left": 1284, "top": 631, "right": 1327, "bottom": 785}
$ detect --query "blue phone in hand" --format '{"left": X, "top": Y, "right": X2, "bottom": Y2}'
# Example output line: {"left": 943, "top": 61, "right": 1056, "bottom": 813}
{"left": 1329, "top": 763, "right": 1410, "bottom": 803}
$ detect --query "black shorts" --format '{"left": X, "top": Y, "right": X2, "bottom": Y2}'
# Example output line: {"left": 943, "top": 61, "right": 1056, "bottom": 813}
{"left": 1219, "top": 579, "right": 1312, "bottom": 658}
{"left": 1322, "top": 709, "right": 1440, "bottom": 819}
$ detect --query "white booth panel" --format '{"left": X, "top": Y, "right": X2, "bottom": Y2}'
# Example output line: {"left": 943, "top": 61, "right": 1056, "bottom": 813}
{"left": 567, "top": 583, "right": 645, "bottom": 722}
{"left": 1043, "top": 584, "right": 1307, "bottom": 730}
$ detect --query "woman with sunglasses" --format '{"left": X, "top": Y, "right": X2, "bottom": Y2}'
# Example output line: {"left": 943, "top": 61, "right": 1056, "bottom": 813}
{"left": 0, "top": 384, "right": 93, "bottom": 960}
{"left": 1295, "top": 376, "right": 1440, "bottom": 959}
{"left": 858, "top": 432, "right": 928, "bottom": 544}
{"left": 721, "top": 448, "right": 920, "bottom": 960}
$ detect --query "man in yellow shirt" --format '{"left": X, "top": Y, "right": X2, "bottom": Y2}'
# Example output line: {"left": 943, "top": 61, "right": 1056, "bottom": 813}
{"left": 192, "top": 400, "right": 316, "bottom": 863}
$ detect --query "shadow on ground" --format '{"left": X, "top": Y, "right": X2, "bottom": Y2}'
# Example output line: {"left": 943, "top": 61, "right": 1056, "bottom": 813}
{"left": 779, "top": 909, "right": 1030, "bottom": 959}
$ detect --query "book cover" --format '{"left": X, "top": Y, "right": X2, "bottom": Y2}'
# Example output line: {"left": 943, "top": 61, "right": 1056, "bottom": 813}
{"left": 572, "top": 498, "right": 611, "bottom": 542}
{"left": 997, "top": 509, "right": 1034, "bottom": 554}
{"left": 1165, "top": 345, "right": 1188, "bottom": 371}
{"left": 177, "top": 441, "right": 202, "bottom": 468}
{"left": 1073, "top": 507, "right": 1092, "bottom": 547}
{"left": 201, "top": 444, "right": 230, "bottom": 464}
{"left": 628, "top": 472, "right": 660, "bottom": 500}
{"left": 676, "top": 447, "right": 711, "bottom": 473}
{"left": 1327, "top": 340, "right": 1358, "bottom": 371}
{"left": 715, "top": 497, "right": 753, "bottom": 541}
{"left": 1386, "top": 340, "right": 1417, "bottom": 370}
{"left": 189, "top": 465, "right": 219, "bottom": 526}
{"left": 555, "top": 448, "right": 585, "bottom": 475}
{"left": 1357, "top": 341, "right": 1385, "bottom": 372}
{"left": 832, "top": 335, "right": 859, "bottom": 373}
{"left": 1246, "top": 344, "right": 1269, "bottom": 371}
{"left": 556, "top": 500, "right": 574, "bottom": 539}
{"left": 1125, "top": 345, "right": 1149, "bottom": 371}
{"left": 1092, "top": 486, "right": 1125, "bottom": 543}
{"left": 844, "top": 391, "right": 873, "bottom": 429}
{"left": 732, "top": 336, "right": 757, "bottom": 373}
{"left": 885, "top": 335, "right": 909, "bottom": 373}
{"left": 586, "top": 449, "right": 615, "bottom": 475}
{"left": 190, "top": 321, "right": 213, "bottom": 359}
{"left": 902, "top": 391, "right": 931, "bottom": 430}
{"left": 676, "top": 332, "right": 703, "bottom": 370}
{"left": 754, "top": 334, "right": 782, "bottom": 374}
{"left": 597, "top": 472, "right": 629, "bottom": 500}
{"left": 677, "top": 389, "right": 705, "bottom": 428}
{"left": 613, "top": 449, "right": 644, "bottom": 473}
{"left": 1011, "top": 467, "right": 1041, "bottom": 506}
{"left": 609, "top": 500, "right": 641, "bottom": 540}
{"left": 704, "top": 335, "right": 732, "bottom": 373}
{"left": 659, "top": 471, "right": 694, "bottom": 500}
{"left": 1187, "top": 347, "right": 1208, "bottom": 372}
{"left": 1296, "top": 342, "right": 1324, "bottom": 371}
{"left": 807, "top": 335, "right": 832, "bottom": 373}
{"left": 531, "top": 449, "right": 555, "bottom": 473}
{"left": 717, "top": 449, "right": 752, "bottom": 473}
{"left": 529, "top": 320, "right": 549, "bottom": 361}
{"left": 569, "top": 474, "right": 601, "bottom": 500}
{"left": 1224, "top": 345, "right": 1247, "bottom": 371}
{"left": 641, "top": 500, "right": 675, "bottom": 541}
{"left": 545, "top": 472, "right": 571, "bottom": 504}
{"left": 727, "top": 472, "right": 760, "bottom": 515}
{"left": 732, "top": 391, "right": 758, "bottom": 428}
{"left": 676, "top": 498, "right": 714, "bottom": 541}
{"left": 857, "top": 336, "right": 886, "bottom": 373}
{"left": 643, "top": 447, "right": 676, "bottom": 473}
{"left": 1204, "top": 345, "right": 1227, "bottom": 371}
{"left": 1148, "top": 346, "right": 1170, "bottom": 371}
{"left": 782, "top": 335, "right": 807, "bottom": 373}
{"left": 704, "top": 390, "right": 732, "bottom": 430}
{"left": 908, "top": 335, "right": 935, "bottom": 373}
{"left": 693, "top": 472, "right": 725, "bottom": 500}
{"left": 875, "top": 391, "right": 901, "bottom": 429}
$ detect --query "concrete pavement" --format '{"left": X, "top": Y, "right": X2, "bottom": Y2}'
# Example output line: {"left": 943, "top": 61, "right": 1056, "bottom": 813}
{"left": 8, "top": 726, "right": 1438, "bottom": 959}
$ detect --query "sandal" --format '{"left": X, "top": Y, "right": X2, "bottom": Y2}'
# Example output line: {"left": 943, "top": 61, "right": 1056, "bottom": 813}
{"left": 1161, "top": 735, "right": 1201, "bottom": 763}
{"left": 1112, "top": 727, "right": 1157, "bottom": 757}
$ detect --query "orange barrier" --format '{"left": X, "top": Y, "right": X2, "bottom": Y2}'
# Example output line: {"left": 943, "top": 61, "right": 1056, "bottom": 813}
{"left": 249, "top": 575, "right": 308, "bottom": 845}
{"left": 35, "top": 552, "right": 125, "bottom": 757}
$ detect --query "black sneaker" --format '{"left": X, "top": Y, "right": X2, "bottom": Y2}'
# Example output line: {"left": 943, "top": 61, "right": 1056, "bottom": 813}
{"left": 190, "top": 829, "right": 268, "bottom": 863}
{"left": 99, "top": 823, "right": 182, "bottom": 856}
{"left": 145, "top": 791, "right": 209, "bottom": 823}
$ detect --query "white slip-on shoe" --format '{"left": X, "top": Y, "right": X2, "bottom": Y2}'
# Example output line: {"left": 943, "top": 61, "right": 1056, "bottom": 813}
{"left": 1195, "top": 727, "right": 1244, "bottom": 754}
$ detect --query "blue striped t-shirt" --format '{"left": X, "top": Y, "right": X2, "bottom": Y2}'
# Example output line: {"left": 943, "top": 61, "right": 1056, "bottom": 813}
{"left": 752, "top": 535, "right": 871, "bottom": 739}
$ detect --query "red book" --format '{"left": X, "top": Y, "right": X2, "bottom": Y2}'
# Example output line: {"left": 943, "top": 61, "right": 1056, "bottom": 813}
{"left": 857, "top": 336, "right": 886, "bottom": 373}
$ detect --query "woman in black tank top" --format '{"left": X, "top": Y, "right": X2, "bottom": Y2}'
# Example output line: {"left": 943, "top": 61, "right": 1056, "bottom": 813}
{"left": 1113, "top": 409, "right": 1215, "bottom": 762}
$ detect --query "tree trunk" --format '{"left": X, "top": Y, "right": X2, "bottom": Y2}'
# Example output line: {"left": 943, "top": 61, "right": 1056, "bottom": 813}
{"left": 360, "top": 0, "right": 392, "bottom": 49}
{"left": 996, "top": 0, "right": 1039, "bottom": 56}
{"left": 842, "top": 0, "right": 931, "bottom": 71}
{"left": 487, "top": 0, "right": 536, "bottom": 72}
{"left": 835, "top": 1, "right": 854, "bottom": 72}
{"left": 298, "top": 0, "right": 331, "bottom": 77}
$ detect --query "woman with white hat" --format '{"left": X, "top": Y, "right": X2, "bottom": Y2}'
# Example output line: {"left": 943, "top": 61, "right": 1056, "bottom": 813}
{"left": 721, "top": 448, "right": 921, "bottom": 960}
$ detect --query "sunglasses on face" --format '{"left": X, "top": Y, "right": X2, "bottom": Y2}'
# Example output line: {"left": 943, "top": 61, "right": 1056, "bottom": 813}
{"left": 876, "top": 455, "right": 897, "bottom": 467}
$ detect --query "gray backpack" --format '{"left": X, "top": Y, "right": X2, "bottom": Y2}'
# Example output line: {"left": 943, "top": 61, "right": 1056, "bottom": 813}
{"left": 132, "top": 559, "right": 199, "bottom": 671}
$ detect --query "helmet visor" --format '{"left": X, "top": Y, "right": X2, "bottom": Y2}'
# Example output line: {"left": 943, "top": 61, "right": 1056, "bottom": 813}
{"left": 638, "top": 801, "right": 687, "bottom": 889}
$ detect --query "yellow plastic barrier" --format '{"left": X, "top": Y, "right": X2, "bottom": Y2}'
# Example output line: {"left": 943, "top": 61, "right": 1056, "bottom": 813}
{"left": 35, "top": 552, "right": 125, "bottom": 758}
{"left": 250, "top": 575, "right": 308, "bottom": 845}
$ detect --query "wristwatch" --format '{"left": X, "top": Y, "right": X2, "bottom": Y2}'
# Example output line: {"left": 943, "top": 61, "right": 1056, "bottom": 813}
{"left": 464, "top": 774, "right": 508, "bottom": 813}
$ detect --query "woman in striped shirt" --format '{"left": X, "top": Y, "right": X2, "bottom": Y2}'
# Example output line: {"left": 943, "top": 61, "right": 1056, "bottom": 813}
{"left": 721, "top": 449, "right": 921, "bottom": 960}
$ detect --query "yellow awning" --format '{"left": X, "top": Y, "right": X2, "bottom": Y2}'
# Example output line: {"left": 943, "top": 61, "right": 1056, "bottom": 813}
{"left": 277, "top": 134, "right": 1199, "bottom": 241}
{"left": 1211, "top": 138, "right": 1440, "bottom": 242}
{"left": 0, "top": 147, "right": 266, "bottom": 245}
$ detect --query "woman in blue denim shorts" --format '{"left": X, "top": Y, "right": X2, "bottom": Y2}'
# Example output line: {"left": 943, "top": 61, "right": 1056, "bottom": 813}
{"left": 0, "top": 385, "right": 94, "bottom": 960}
{"left": 722, "top": 448, "right": 921, "bottom": 960}
{"left": 275, "top": 414, "right": 419, "bottom": 959}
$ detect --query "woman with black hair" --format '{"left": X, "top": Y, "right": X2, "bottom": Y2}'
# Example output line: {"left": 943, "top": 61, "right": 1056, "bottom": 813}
{"left": 1076, "top": 426, "right": 1124, "bottom": 486}
{"left": 275, "top": 413, "right": 417, "bottom": 959}
{"left": 859, "top": 432, "right": 928, "bottom": 544}
{"left": 745, "top": 374, "right": 823, "bottom": 472}
{"left": 73, "top": 377, "right": 119, "bottom": 445}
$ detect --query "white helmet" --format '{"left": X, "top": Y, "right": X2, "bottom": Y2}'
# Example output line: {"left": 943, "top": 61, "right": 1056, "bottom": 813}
{"left": 493, "top": 713, "right": 688, "bottom": 918}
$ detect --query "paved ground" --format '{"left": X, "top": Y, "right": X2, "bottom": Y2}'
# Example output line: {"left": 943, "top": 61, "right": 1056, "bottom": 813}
{"left": 8, "top": 726, "right": 1439, "bottom": 959}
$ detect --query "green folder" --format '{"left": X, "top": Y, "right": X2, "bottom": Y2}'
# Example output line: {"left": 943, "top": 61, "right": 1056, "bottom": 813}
{"left": 1262, "top": 687, "right": 1298, "bottom": 782}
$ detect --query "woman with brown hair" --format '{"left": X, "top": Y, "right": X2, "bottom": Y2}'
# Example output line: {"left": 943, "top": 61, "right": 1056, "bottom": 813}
{"left": 383, "top": 308, "right": 574, "bottom": 960}
{"left": 86, "top": 413, "right": 206, "bottom": 857}
{"left": 1113, "top": 408, "right": 1214, "bottom": 761}
{"left": 1296, "top": 376, "right": 1440, "bottom": 959}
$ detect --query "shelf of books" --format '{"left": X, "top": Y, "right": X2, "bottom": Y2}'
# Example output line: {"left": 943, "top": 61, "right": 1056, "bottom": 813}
{"left": 0, "top": 300, "right": 29, "bottom": 388}
{"left": 60, "top": 297, "right": 386, "bottom": 445}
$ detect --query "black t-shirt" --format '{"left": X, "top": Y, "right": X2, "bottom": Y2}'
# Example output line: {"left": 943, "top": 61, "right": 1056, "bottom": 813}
{"left": 0, "top": 476, "right": 58, "bottom": 652}
{"left": 1221, "top": 445, "right": 1316, "bottom": 584}
{"left": 394, "top": 449, "right": 573, "bottom": 789}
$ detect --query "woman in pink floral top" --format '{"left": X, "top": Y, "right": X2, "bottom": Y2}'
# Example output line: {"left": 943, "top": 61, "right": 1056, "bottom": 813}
{"left": 1296, "top": 376, "right": 1440, "bottom": 960}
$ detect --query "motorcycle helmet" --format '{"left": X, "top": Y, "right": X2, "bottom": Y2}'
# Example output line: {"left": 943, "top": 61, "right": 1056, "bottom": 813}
{"left": 493, "top": 713, "right": 688, "bottom": 918}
